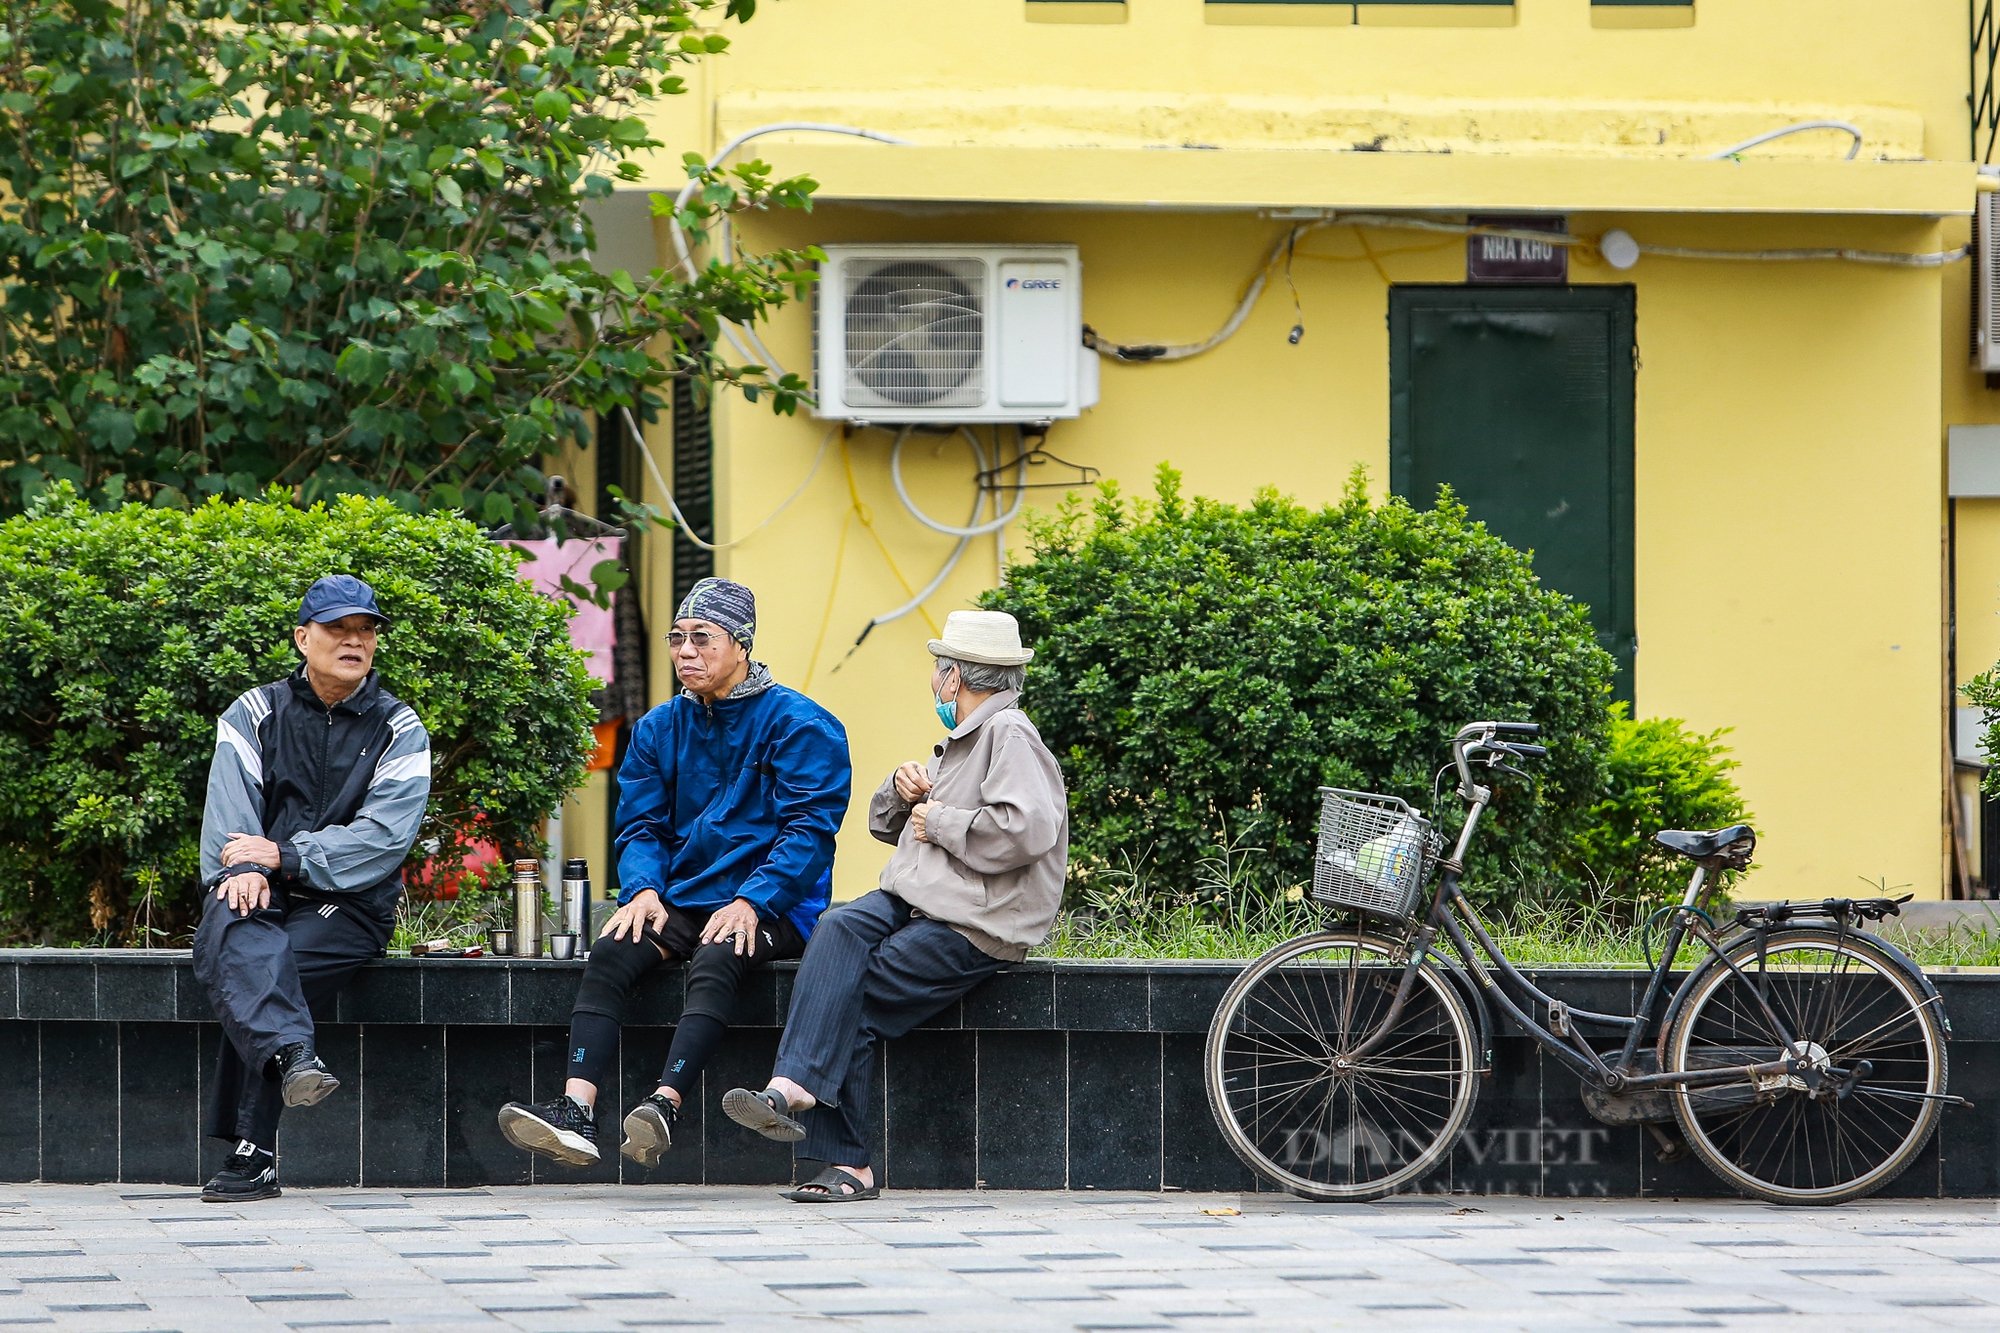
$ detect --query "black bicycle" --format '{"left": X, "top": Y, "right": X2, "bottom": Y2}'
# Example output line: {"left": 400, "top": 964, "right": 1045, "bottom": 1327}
{"left": 1205, "top": 721, "right": 1965, "bottom": 1205}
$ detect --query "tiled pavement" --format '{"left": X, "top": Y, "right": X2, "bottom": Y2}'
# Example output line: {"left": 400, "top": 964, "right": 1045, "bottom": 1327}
{"left": 0, "top": 1186, "right": 1996, "bottom": 1331}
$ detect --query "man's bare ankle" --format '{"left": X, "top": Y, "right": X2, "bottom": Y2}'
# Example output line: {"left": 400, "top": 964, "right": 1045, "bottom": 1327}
{"left": 767, "top": 1076, "right": 816, "bottom": 1112}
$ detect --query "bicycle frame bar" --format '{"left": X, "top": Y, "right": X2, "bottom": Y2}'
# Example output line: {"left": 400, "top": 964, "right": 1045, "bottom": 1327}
{"left": 1387, "top": 757, "right": 1813, "bottom": 1091}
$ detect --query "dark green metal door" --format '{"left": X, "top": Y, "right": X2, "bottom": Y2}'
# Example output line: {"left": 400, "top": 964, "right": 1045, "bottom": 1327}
{"left": 1389, "top": 286, "right": 1636, "bottom": 700}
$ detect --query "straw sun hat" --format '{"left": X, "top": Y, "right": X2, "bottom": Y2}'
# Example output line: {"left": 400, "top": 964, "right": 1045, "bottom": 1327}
{"left": 926, "top": 610, "right": 1034, "bottom": 667}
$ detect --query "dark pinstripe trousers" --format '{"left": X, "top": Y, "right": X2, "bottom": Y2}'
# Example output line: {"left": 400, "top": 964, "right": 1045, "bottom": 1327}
{"left": 773, "top": 889, "right": 1007, "bottom": 1168}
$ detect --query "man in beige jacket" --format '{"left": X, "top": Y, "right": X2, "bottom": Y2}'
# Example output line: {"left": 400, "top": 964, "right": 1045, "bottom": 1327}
{"left": 721, "top": 610, "right": 1068, "bottom": 1201}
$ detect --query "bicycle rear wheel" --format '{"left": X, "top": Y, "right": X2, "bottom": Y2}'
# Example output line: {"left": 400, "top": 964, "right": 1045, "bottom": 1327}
{"left": 1204, "top": 930, "right": 1480, "bottom": 1201}
{"left": 1662, "top": 927, "right": 1947, "bottom": 1205}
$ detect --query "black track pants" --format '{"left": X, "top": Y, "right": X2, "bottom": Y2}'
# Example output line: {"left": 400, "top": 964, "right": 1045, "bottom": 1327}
{"left": 192, "top": 887, "right": 388, "bottom": 1148}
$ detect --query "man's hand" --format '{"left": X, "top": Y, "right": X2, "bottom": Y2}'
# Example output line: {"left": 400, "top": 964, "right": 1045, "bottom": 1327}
{"left": 699, "top": 897, "right": 762, "bottom": 957}
{"left": 910, "top": 801, "right": 939, "bottom": 844}
{"left": 216, "top": 871, "right": 271, "bottom": 917}
{"left": 223, "top": 832, "right": 282, "bottom": 869}
{"left": 602, "top": 888, "right": 669, "bottom": 942}
{"left": 892, "top": 761, "right": 933, "bottom": 804}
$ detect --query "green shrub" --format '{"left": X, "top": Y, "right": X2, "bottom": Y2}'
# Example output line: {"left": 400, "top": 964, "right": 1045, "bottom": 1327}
{"left": 983, "top": 466, "right": 1615, "bottom": 911}
{"left": 0, "top": 487, "right": 597, "bottom": 945}
{"left": 1568, "top": 706, "right": 1752, "bottom": 915}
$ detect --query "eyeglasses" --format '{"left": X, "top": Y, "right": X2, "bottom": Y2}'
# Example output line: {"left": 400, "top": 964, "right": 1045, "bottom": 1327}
{"left": 667, "top": 629, "right": 729, "bottom": 650}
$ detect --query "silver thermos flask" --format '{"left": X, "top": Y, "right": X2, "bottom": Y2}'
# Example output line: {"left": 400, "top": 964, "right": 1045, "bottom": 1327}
{"left": 560, "top": 858, "right": 590, "bottom": 939}
{"left": 510, "top": 858, "right": 543, "bottom": 958}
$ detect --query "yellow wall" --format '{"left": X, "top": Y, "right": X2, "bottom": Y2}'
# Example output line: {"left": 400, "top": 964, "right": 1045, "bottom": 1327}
{"left": 674, "top": 206, "right": 1946, "bottom": 901}
{"left": 586, "top": 0, "right": 1975, "bottom": 901}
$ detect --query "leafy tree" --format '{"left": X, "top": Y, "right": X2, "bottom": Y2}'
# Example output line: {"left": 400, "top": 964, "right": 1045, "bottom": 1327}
{"left": 0, "top": 0, "right": 812, "bottom": 525}
{"left": 984, "top": 467, "right": 1617, "bottom": 912}
{"left": 0, "top": 487, "right": 598, "bottom": 946}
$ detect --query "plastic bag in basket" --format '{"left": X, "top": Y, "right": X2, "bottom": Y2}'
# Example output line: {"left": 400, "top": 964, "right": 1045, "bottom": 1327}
{"left": 1354, "top": 820, "right": 1424, "bottom": 888}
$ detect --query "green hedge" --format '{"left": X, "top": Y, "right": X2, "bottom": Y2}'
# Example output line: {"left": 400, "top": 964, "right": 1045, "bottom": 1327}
{"left": 0, "top": 488, "right": 597, "bottom": 945}
{"left": 985, "top": 468, "right": 1616, "bottom": 911}
{"left": 1574, "top": 706, "right": 1752, "bottom": 912}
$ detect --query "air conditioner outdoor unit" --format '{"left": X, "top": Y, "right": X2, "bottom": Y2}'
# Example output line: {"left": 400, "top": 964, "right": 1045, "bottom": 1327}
{"left": 1979, "top": 183, "right": 2000, "bottom": 372}
{"left": 812, "top": 243, "right": 1098, "bottom": 425}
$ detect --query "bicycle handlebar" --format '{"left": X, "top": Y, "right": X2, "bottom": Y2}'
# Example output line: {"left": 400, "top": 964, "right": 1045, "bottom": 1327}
{"left": 1451, "top": 722, "right": 1545, "bottom": 797}
{"left": 1453, "top": 720, "right": 1540, "bottom": 740}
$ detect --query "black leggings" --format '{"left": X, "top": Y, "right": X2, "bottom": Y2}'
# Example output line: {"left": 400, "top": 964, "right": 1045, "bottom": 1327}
{"left": 566, "top": 903, "right": 804, "bottom": 1099}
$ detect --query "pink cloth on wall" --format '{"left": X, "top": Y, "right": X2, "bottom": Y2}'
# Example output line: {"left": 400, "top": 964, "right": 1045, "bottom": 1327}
{"left": 509, "top": 537, "right": 621, "bottom": 687}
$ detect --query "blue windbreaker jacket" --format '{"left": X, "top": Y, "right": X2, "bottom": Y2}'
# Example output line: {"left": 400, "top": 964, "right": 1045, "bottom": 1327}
{"left": 612, "top": 675, "right": 851, "bottom": 942}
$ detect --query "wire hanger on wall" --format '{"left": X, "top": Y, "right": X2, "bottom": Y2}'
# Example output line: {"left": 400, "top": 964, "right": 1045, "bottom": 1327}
{"left": 488, "top": 475, "right": 626, "bottom": 540}
{"left": 974, "top": 447, "right": 1100, "bottom": 493}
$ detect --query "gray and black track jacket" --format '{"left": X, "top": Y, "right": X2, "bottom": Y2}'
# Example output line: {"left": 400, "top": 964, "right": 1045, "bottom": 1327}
{"left": 200, "top": 669, "right": 432, "bottom": 922}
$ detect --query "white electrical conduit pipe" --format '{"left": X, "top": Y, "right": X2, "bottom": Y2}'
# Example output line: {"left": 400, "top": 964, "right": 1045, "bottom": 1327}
{"left": 1708, "top": 119, "right": 1864, "bottom": 161}
{"left": 619, "top": 406, "right": 834, "bottom": 552}
{"left": 890, "top": 425, "right": 1029, "bottom": 538}
{"left": 844, "top": 430, "right": 995, "bottom": 655}
{"left": 666, "top": 122, "right": 912, "bottom": 377}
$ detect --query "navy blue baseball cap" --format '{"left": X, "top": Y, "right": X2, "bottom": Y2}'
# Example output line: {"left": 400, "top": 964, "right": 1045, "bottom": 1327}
{"left": 297, "top": 575, "right": 388, "bottom": 627}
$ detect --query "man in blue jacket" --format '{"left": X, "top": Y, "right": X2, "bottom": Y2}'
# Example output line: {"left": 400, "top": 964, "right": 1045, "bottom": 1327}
{"left": 498, "top": 578, "right": 851, "bottom": 1170}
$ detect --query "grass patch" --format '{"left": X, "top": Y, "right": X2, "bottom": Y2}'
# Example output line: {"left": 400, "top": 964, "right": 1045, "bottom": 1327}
{"left": 1036, "top": 883, "right": 2000, "bottom": 969}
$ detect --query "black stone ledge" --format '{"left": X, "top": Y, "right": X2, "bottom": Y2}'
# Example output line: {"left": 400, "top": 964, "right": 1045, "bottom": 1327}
{"left": 8, "top": 950, "right": 1996, "bottom": 1033}
{"left": 7, "top": 951, "right": 2000, "bottom": 1196}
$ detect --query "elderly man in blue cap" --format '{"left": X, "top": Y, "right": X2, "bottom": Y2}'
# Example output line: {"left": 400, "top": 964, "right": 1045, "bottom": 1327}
{"left": 496, "top": 577, "right": 852, "bottom": 1175}
{"left": 190, "top": 575, "right": 432, "bottom": 1203}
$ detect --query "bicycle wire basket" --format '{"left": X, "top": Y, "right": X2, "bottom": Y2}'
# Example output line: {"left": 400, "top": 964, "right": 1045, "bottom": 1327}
{"left": 1311, "top": 787, "right": 1443, "bottom": 923}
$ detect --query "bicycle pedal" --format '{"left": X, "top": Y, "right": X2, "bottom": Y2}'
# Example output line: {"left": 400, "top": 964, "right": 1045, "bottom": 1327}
{"left": 1548, "top": 1000, "right": 1571, "bottom": 1037}
{"left": 1644, "top": 1122, "right": 1686, "bottom": 1163}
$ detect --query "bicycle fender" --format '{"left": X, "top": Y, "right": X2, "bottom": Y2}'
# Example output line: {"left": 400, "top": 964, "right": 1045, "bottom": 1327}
{"left": 1656, "top": 926, "right": 1951, "bottom": 1055}
{"left": 1416, "top": 943, "right": 1495, "bottom": 1075}
{"left": 1854, "top": 930, "right": 1952, "bottom": 1041}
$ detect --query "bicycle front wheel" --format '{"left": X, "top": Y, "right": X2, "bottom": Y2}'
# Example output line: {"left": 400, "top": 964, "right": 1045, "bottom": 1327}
{"left": 1204, "top": 930, "right": 1480, "bottom": 1201}
{"left": 1663, "top": 927, "right": 1947, "bottom": 1206}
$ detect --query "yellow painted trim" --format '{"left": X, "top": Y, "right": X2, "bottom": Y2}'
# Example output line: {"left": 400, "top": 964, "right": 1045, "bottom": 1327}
{"left": 1025, "top": 1, "right": 1129, "bottom": 24}
{"left": 657, "top": 143, "right": 1973, "bottom": 217}
{"left": 1593, "top": 5, "right": 1696, "bottom": 28}
{"left": 1355, "top": 4, "right": 1514, "bottom": 28}
{"left": 1206, "top": 4, "right": 1354, "bottom": 26}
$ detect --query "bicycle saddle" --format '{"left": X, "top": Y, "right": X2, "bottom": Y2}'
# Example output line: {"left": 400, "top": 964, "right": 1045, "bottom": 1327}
{"left": 1653, "top": 824, "right": 1756, "bottom": 869}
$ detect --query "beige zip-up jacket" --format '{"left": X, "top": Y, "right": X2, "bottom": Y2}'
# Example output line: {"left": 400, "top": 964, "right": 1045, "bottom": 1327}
{"left": 868, "top": 690, "right": 1069, "bottom": 962}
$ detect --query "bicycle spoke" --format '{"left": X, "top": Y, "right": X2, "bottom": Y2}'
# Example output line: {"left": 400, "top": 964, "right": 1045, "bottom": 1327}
{"left": 1208, "top": 934, "right": 1476, "bottom": 1199}
{"left": 1668, "top": 930, "right": 1944, "bottom": 1203}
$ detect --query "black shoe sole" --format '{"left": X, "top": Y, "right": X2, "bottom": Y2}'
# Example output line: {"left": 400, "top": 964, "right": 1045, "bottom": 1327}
{"left": 496, "top": 1105, "right": 600, "bottom": 1167}
{"left": 620, "top": 1104, "right": 674, "bottom": 1168}
{"left": 202, "top": 1183, "right": 281, "bottom": 1203}
{"left": 282, "top": 1069, "right": 340, "bottom": 1108}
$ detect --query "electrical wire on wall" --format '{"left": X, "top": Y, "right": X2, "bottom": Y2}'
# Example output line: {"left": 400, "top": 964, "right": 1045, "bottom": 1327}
{"left": 619, "top": 406, "right": 835, "bottom": 552}
{"left": 1084, "top": 210, "right": 1969, "bottom": 366}
{"left": 820, "top": 427, "right": 1015, "bottom": 677}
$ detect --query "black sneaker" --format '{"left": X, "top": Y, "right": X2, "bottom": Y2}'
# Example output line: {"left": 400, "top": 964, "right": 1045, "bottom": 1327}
{"left": 273, "top": 1043, "right": 339, "bottom": 1108}
{"left": 497, "top": 1095, "right": 600, "bottom": 1166}
{"left": 202, "top": 1141, "right": 279, "bottom": 1203}
{"left": 620, "top": 1094, "right": 679, "bottom": 1168}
